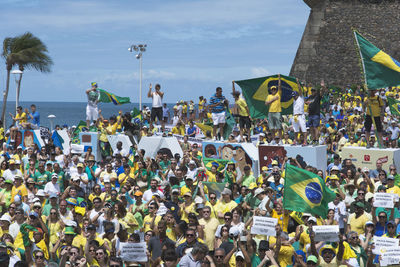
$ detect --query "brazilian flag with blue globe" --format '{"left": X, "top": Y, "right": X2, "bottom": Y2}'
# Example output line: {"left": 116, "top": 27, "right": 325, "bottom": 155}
{"left": 283, "top": 164, "right": 336, "bottom": 217}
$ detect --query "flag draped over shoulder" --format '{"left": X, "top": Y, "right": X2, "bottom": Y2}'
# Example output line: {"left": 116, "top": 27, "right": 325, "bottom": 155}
{"left": 387, "top": 97, "right": 400, "bottom": 116}
{"left": 283, "top": 164, "right": 335, "bottom": 217}
{"left": 354, "top": 31, "right": 400, "bottom": 90}
{"left": 98, "top": 89, "right": 130, "bottom": 105}
{"left": 235, "top": 75, "right": 300, "bottom": 119}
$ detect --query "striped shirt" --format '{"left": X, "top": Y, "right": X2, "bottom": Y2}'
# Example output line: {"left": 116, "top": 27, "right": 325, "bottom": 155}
{"left": 209, "top": 93, "right": 226, "bottom": 113}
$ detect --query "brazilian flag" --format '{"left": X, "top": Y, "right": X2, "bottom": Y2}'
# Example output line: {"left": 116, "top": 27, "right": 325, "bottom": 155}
{"left": 203, "top": 158, "right": 229, "bottom": 172}
{"left": 235, "top": 74, "right": 301, "bottom": 119}
{"left": 388, "top": 97, "right": 400, "bottom": 117}
{"left": 283, "top": 164, "right": 335, "bottom": 217}
{"left": 98, "top": 89, "right": 130, "bottom": 105}
{"left": 354, "top": 31, "right": 400, "bottom": 90}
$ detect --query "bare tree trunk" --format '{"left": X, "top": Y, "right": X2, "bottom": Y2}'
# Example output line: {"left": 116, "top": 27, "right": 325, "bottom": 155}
{"left": 1, "top": 69, "right": 11, "bottom": 129}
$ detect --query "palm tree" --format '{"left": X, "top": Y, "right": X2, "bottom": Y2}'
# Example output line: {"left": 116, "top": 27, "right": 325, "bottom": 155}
{"left": 2, "top": 32, "right": 53, "bottom": 129}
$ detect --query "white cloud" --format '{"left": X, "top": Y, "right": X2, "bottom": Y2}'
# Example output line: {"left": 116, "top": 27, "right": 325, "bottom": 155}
{"left": 251, "top": 67, "right": 271, "bottom": 77}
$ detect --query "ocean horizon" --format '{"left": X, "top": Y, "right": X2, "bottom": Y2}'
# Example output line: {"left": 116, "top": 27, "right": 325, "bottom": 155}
{"left": 0, "top": 101, "right": 178, "bottom": 129}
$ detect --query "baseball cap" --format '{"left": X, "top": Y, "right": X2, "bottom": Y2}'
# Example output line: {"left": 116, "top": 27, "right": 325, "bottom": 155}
{"left": 254, "top": 188, "right": 264, "bottom": 196}
{"left": 4, "top": 180, "right": 12, "bottom": 185}
{"left": 388, "top": 175, "right": 395, "bottom": 180}
{"left": 329, "top": 174, "right": 339, "bottom": 180}
{"left": 29, "top": 211, "right": 38, "bottom": 218}
{"left": 235, "top": 251, "right": 245, "bottom": 259}
{"left": 0, "top": 214, "right": 11, "bottom": 224}
{"left": 36, "top": 189, "right": 46, "bottom": 197}
{"left": 171, "top": 188, "right": 180, "bottom": 194}
{"left": 362, "top": 167, "right": 370, "bottom": 172}
{"left": 33, "top": 202, "right": 42, "bottom": 208}
{"left": 14, "top": 175, "right": 22, "bottom": 180}
{"left": 183, "top": 192, "right": 191, "bottom": 197}
{"left": 365, "top": 221, "right": 374, "bottom": 226}
{"left": 87, "top": 224, "right": 96, "bottom": 230}
{"left": 229, "top": 227, "right": 240, "bottom": 237}
{"left": 64, "top": 226, "right": 76, "bottom": 235}
{"left": 66, "top": 198, "right": 78, "bottom": 206}
{"left": 320, "top": 245, "right": 336, "bottom": 256}
{"left": 134, "top": 191, "right": 143, "bottom": 197}
{"left": 355, "top": 201, "right": 365, "bottom": 208}
{"left": 71, "top": 176, "right": 80, "bottom": 182}
{"left": 194, "top": 196, "right": 203, "bottom": 204}
{"left": 51, "top": 173, "right": 58, "bottom": 179}
{"left": 388, "top": 220, "right": 396, "bottom": 226}
{"left": 262, "top": 166, "right": 268, "bottom": 172}
{"left": 188, "top": 160, "right": 196, "bottom": 165}
{"left": 185, "top": 176, "right": 194, "bottom": 181}
{"left": 331, "top": 166, "right": 339, "bottom": 171}
{"left": 308, "top": 217, "right": 317, "bottom": 223}
{"left": 77, "top": 163, "right": 84, "bottom": 168}
{"left": 249, "top": 183, "right": 257, "bottom": 190}
{"left": 49, "top": 193, "right": 58, "bottom": 199}
{"left": 271, "top": 160, "right": 278, "bottom": 166}
{"left": 8, "top": 159, "right": 15, "bottom": 165}
{"left": 306, "top": 255, "right": 318, "bottom": 264}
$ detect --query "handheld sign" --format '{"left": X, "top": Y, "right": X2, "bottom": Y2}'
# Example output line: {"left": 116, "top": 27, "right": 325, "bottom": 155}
{"left": 372, "top": 236, "right": 399, "bottom": 255}
{"left": 251, "top": 216, "right": 278, "bottom": 236}
{"left": 120, "top": 242, "right": 148, "bottom": 262}
{"left": 373, "top": 193, "right": 394, "bottom": 208}
{"left": 380, "top": 247, "right": 400, "bottom": 266}
{"left": 312, "top": 225, "right": 339, "bottom": 242}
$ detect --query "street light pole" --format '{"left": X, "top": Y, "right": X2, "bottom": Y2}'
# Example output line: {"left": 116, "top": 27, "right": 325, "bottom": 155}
{"left": 128, "top": 44, "right": 147, "bottom": 111}
{"left": 11, "top": 70, "right": 23, "bottom": 113}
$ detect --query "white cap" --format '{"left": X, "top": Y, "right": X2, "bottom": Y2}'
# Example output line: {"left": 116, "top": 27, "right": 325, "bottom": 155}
{"left": 36, "top": 189, "right": 46, "bottom": 197}
{"left": 194, "top": 196, "right": 203, "bottom": 204}
{"left": 65, "top": 220, "right": 77, "bottom": 227}
{"left": 103, "top": 177, "right": 111, "bottom": 183}
{"left": 189, "top": 160, "right": 196, "bottom": 165}
{"left": 254, "top": 188, "right": 264, "bottom": 196}
{"left": 71, "top": 176, "right": 80, "bottom": 182}
{"left": 229, "top": 227, "right": 240, "bottom": 237}
{"left": 0, "top": 214, "right": 11, "bottom": 224}
{"left": 32, "top": 197, "right": 40, "bottom": 203}
{"left": 235, "top": 251, "right": 245, "bottom": 259}
{"left": 308, "top": 216, "right": 317, "bottom": 223}
{"left": 331, "top": 166, "right": 339, "bottom": 171}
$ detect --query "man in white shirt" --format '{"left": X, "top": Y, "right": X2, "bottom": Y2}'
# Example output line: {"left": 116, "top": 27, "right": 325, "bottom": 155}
{"left": 148, "top": 83, "right": 165, "bottom": 130}
{"left": 143, "top": 179, "right": 164, "bottom": 202}
{"left": 9, "top": 208, "right": 24, "bottom": 239}
{"left": 112, "top": 141, "right": 129, "bottom": 157}
{"left": 186, "top": 160, "right": 198, "bottom": 179}
{"left": 292, "top": 81, "right": 307, "bottom": 146}
{"left": 3, "top": 159, "right": 22, "bottom": 182}
{"left": 44, "top": 173, "right": 61, "bottom": 196}
{"left": 387, "top": 121, "right": 400, "bottom": 140}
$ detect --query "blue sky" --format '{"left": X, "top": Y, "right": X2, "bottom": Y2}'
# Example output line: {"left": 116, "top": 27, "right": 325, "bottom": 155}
{"left": 0, "top": 0, "right": 309, "bottom": 103}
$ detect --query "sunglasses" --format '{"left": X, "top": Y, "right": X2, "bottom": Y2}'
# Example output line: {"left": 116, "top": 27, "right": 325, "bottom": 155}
{"left": 215, "top": 255, "right": 224, "bottom": 259}
{"left": 224, "top": 217, "right": 231, "bottom": 220}
{"left": 50, "top": 212, "right": 57, "bottom": 215}
{"left": 9, "top": 207, "right": 15, "bottom": 209}
{"left": 96, "top": 252, "right": 104, "bottom": 255}
{"left": 35, "top": 255, "right": 44, "bottom": 259}
{"left": 210, "top": 197, "right": 216, "bottom": 200}
{"left": 89, "top": 249, "right": 95, "bottom": 252}
{"left": 186, "top": 234, "right": 195, "bottom": 237}
{"left": 149, "top": 207, "right": 155, "bottom": 210}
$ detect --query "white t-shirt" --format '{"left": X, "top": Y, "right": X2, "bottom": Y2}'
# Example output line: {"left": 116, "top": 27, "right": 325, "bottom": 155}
{"left": 152, "top": 92, "right": 162, "bottom": 108}
{"left": 143, "top": 189, "right": 164, "bottom": 202}
{"left": 3, "top": 169, "right": 23, "bottom": 182}
{"left": 44, "top": 181, "right": 60, "bottom": 195}
{"left": 293, "top": 96, "right": 304, "bottom": 115}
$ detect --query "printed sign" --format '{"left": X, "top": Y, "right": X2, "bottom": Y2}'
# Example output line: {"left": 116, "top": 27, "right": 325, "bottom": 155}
{"left": 251, "top": 216, "right": 278, "bottom": 236}
{"left": 373, "top": 193, "right": 395, "bottom": 208}
{"left": 372, "top": 236, "right": 399, "bottom": 255}
{"left": 312, "top": 225, "right": 339, "bottom": 242}
{"left": 120, "top": 242, "right": 148, "bottom": 262}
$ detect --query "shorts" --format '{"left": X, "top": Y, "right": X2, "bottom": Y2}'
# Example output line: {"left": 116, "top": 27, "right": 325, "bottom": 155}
{"left": 268, "top": 112, "right": 282, "bottom": 130}
{"left": 211, "top": 112, "right": 226, "bottom": 125}
{"left": 365, "top": 115, "right": 383, "bottom": 132}
{"left": 293, "top": 114, "right": 307, "bottom": 133}
{"left": 308, "top": 114, "right": 320, "bottom": 127}
{"left": 151, "top": 107, "right": 163, "bottom": 122}
{"left": 239, "top": 116, "right": 251, "bottom": 129}
{"left": 86, "top": 105, "right": 99, "bottom": 121}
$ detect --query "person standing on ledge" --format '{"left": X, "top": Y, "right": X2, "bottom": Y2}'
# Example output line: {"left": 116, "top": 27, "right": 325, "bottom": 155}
{"left": 86, "top": 82, "right": 100, "bottom": 128}
{"left": 265, "top": 74, "right": 282, "bottom": 141}
{"left": 209, "top": 87, "right": 228, "bottom": 141}
{"left": 148, "top": 83, "right": 165, "bottom": 131}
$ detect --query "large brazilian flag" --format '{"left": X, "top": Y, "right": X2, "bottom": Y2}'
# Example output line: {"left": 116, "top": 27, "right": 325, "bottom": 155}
{"left": 98, "top": 89, "right": 130, "bottom": 105}
{"left": 354, "top": 31, "right": 400, "bottom": 89}
{"left": 283, "top": 164, "right": 336, "bottom": 217}
{"left": 235, "top": 74, "right": 301, "bottom": 119}
{"left": 388, "top": 97, "right": 400, "bottom": 117}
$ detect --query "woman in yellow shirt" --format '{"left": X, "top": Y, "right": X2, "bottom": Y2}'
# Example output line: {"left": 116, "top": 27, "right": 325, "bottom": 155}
{"left": 179, "top": 192, "right": 195, "bottom": 223}
{"left": 114, "top": 202, "right": 139, "bottom": 234}
{"left": 46, "top": 208, "right": 64, "bottom": 249}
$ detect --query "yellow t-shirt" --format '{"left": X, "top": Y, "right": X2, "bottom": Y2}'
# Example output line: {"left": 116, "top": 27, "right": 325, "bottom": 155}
{"left": 348, "top": 213, "right": 371, "bottom": 235}
{"left": 142, "top": 215, "right": 161, "bottom": 232}
{"left": 48, "top": 221, "right": 62, "bottom": 245}
{"left": 180, "top": 202, "right": 196, "bottom": 223}
{"left": 387, "top": 186, "right": 400, "bottom": 197}
{"left": 15, "top": 112, "right": 27, "bottom": 124}
{"left": 364, "top": 96, "right": 383, "bottom": 117}
{"left": 214, "top": 200, "right": 238, "bottom": 224}
{"left": 118, "top": 173, "right": 134, "bottom": 188}
{"left": 11, "top": 184, "right": 28, "bottom": 200}
{"left": 266, "top": 92, "right": 281, "bottom": 113}
{"left": 271, "top": 210, "right": 290, "bottom": 232}
{"left": 278, "top": 245, "right": 295, "bottom": 267}
{"left": 236, "top": 98, "right": 249, "bottom": 117}
{"left": 199, "top": 100, "right": 206, "bottom": 111}
{"left": 199, "top": 217, "right": 220, "bottom": 250}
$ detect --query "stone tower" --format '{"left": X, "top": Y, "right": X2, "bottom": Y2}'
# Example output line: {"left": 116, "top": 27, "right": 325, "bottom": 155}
{"left": 290, "top": 0, "right": 400, "bottom": 87}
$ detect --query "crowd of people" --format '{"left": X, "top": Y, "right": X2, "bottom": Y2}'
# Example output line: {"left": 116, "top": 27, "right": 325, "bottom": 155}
{"left": 0, "top": 79, "right": 397, "bottom": 267}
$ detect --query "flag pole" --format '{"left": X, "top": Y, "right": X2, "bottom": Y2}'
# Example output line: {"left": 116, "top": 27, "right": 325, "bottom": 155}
{"left": 353, "top": 30, "right": 382, "bottom": 148}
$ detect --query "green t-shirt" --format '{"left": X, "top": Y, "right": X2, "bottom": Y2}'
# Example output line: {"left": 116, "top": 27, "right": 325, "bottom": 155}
{"left": 34, "top": 170, "right": 51, "bottom": 189}
{"left": 242, "top": 174, "right": 256, "bottom": 187}
{"left": 159, "top": 160, "right": 171, "bottom": 170}
{"left": 375, "top": 207, "right": 400, "bottom": 220}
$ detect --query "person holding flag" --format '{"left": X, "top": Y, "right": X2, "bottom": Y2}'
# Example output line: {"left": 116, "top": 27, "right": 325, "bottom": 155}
{"left": 208, "top": 87, "right": 228, "bottom": 141}
{"left": 265, "top": 74, "right": 282, "bottom": 141}
{"left": 85, "top": 82, "right": 100, "bottom": 128}
{"left": 363, "top": 89, "right": 384, "bottom": 148}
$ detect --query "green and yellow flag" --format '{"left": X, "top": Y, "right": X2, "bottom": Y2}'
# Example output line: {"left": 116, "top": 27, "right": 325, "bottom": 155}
{"left": 283, "top": 164, "right": 336, "bottom": 217}
{"left": 388, "top": 97, "right": 400, "bottom": 116}
{"left": 98, "top": 89, "right": 130, "bottom": 105}
{"left": 235, "top": 75, "right": 300, "bottom": 119}
{"left": 354, "top": 31, "right": 400, "bottom": 90}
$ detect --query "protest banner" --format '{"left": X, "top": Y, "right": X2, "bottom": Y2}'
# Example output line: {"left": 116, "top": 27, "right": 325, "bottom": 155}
{"left": 251, "top": 216, "right": 278, "bottom": 236}
{"left": 388, "top": 193, "right": 400, "bottom": 202}
{"left": 373, "top": 193, "right": 395, "bottom": 208}
{"left": 380, "top": 247, "right": 400, "bottom": 266}
{"left": 312, "top": 225, "right": 339, "bottom": 242}
{"left": 120, "top": 242, "right": 148, "bottom": 262}
{"left": 372, "top": 236, "right": 399, "bottom": 255}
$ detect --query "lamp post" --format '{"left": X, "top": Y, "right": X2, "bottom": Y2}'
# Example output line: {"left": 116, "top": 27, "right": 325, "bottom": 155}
{"left": 11, "top": 69, "right": 23, "bottom": 113}
{"left": 48, "top": 114, "right": 56, "bottom": 132}
{"left": 128, "top": 44, "right": 147, "bottom": 110}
